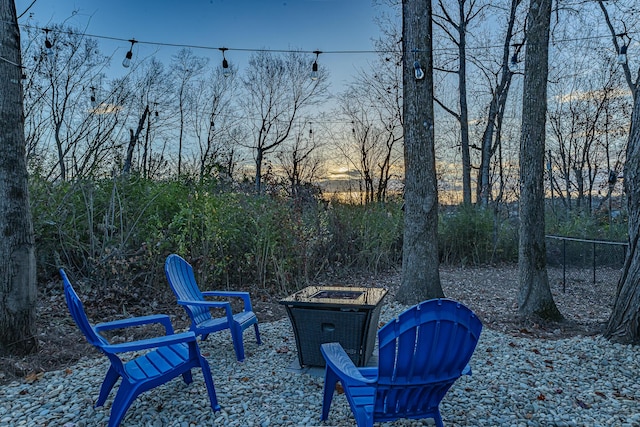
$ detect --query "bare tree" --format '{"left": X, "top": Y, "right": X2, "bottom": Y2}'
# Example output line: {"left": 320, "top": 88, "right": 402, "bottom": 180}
{"left": 397, "top": 0, "right": 444, "bottom": 304}
{"left": 476, "top": 0, "right": 523, "bottom": 206}
{"left": 240, "top": 50, "right": 329, "bottom": 192}
{"left": 170, "top": 49, "right": 207, "bottom": 176}
{"left": 517, "top": 0, "right": 562, "bottom": 321}
{"left": 31, "top": 24, "right": 114, "bottom": 180}
{"left": 433, "top": 0, "right": 487, "bottom": 205}
{"left": 547, "top": 58, "right": 628, "bottom": 214}
{"left": 275, "top": 119, "right": 325, "bottom": 198}
{"left": 119, "top": 58, "right": 173, "bottom": 178}
{"left": 0, "top": 0, "right": 37, "bottom": 355}
{"left": 598, "top": 0, "right": 640, "bottom": 343}
{"left": 188, "top": 65, "right": 239, "bottom": 181}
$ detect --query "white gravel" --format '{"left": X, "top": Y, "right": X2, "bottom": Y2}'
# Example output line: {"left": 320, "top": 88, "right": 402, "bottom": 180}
{"left": 1, "top": 301, "right": 639, "bottom": 427}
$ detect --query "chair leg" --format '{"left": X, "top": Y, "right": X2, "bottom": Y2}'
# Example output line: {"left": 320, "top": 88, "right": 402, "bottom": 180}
{"left": 199, "top": 356, "right": 221, "bottom": 412}
{"left": 181, "top": 370, "right": 193, "bottom": 385}
{"left": 253, "top": 323, "right": 262, "bottom": 345}
{"left": 96, "top": 366, "right": 120, "bottom": 407}
{"left": 432, "top": 411, "right": 444, "bottom": 427}
{"left": 321, "top": 367, "right": 339, "bottom": 421}
{"left": 231, "top": 324, "right": 245, "bottom": 362}
{"left": 107, "top": 381, "right": 140, "bottom": 427}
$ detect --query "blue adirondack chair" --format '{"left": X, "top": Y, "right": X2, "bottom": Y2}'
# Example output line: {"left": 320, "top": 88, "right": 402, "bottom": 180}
{"left": 320, "top": 298, "right": 483, "bottom": 427}
{"left": 164, "top": 254, "right": 261, "bottom": 362}
{"left": 60, "top": 269, "right": 220, "bottom": 427}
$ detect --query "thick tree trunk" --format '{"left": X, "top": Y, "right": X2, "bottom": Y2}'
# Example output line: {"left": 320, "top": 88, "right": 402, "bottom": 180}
{"left": 517, "top": 0, "right": 562, "bottom": 321}
{"left": 397, "top": 0, "right": 444, "bottom": 304}
{"left": 0, "top": 0, "right": 38, "bottom": 355}
{"left": 605, "top": 91, "right": 640, "bottom": 344}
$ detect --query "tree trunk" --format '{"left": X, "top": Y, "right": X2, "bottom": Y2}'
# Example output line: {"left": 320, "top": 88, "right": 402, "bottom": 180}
{"left": 605, "top": 90, "right": 640, "bottom": 344}
{"left": 255, "top": 148, "right": 263, "bottom": 193}
{"left": 0, "top": 0, "right": 38, "bottom": 355}
{"left": 397, "top": 0, "right": 444, "bottom": 304}
{"left": 458, "top": 1, "right": 472, "bottom": 206}
{"left": 478, "top": 0, "right": 519, "bottom": 206}
{"left": 122, "top": 105, "right": 149, "bottom": 175}
{"left": 517, "top": 0, "right": 562, "bottom": 321}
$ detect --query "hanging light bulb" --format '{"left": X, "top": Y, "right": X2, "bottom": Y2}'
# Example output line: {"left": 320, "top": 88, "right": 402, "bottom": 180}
{"left": 413, "top": 60, "right": 425, "bottom": 80}
{"left": 219, "top": 48, "right": 231, "bottom": 77}
{"left": 311, "top": 50, "right": 321, "bottom": 80}
{"left": 122, "top": 39, "right": 136, "bottom": 68}
{"left": 615, "top": 33, "right": 630, "bottom": 65}
{"left": 617, "top": 44, "right": 628, "bottom": 65}
{"left": 89, "top": 86, "right": 96, "bottom": 105}
{"left": 508, "top": 53, "right": 519, "bottom": 73}
{"left": 43, "top": 28, "right": 54, "bottom": 57}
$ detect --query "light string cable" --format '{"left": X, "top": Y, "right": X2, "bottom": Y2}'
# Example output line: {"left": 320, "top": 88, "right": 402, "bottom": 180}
{"left": 11, "top": 21, "right": 638, "bottom": 57}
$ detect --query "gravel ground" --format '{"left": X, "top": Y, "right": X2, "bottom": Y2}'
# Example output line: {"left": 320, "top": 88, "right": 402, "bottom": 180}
{"left": 1, "top": 295, "right": 640, "bottom": 427}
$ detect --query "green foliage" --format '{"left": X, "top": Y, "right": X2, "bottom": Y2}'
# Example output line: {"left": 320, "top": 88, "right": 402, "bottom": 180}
{"left": 32, "top": 175, "right": 626, "bottom": 295}
{"left": 546, "top": 208, "right": 627, "bottom": 241}
{"left": 545, "top": 208, "right": 628, "bottom": 268}
{"left": 438, "top": 205, "right": 518, "bottom": 265}
{"left": 324, "top": 202, "right": 403, "bottom": 273}
{"left": 32, "top": 177, "right": 405, "bottom": 296}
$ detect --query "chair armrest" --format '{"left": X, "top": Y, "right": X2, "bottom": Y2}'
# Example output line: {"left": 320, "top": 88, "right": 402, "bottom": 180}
{"left": 202, "top": 291, "right": 254, "bottom": 312}
{"left": 95, "top": 314, "right": 175, "bottom": 335}
{"left": 321, "top": 342, "right": 376, "bottom": 385}
{"left": 101, "top": 331, "right": 197, "bottom": 354}
{"left": 177, "top": 299, "right": 234, "bottom": 319}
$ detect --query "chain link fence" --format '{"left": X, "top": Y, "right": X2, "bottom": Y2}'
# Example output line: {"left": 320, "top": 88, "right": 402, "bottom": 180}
{"left": 545, "top": 235, "right": 627, "bottom": 291}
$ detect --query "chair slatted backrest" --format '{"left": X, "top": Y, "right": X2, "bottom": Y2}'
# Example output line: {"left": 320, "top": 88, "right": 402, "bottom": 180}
{"left": 60, "top": 269, "right": 109, "bottom": 349}
{"left": 165, "top": 254, "right": 211, "bottom": 326}
{"left": 375, "top": 299, "right": 482, "bottom": 419}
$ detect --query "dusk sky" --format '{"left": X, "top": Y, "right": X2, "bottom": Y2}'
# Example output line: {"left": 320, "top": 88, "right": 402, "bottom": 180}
{"left": 16, "top": 0, "right": 388, "bottom": 93}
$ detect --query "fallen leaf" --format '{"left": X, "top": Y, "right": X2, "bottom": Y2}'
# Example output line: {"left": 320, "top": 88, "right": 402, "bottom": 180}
{"left": 576, "top": 398, "right": 591, "bottom": 409}
{"left": 24, "top": 371, "right": 44, "bottom": 384}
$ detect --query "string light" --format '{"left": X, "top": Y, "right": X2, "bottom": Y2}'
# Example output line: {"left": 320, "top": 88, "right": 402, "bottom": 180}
{"left": 11, "top": 22, "right": 640, "bottom": 61}
{"left": 43, "top": 28, "right": 53, "bottom": 57}
{"left": 219, "top": 47, "right": 231, "bottom": 77}
{"left": 616, "top": 33, "right": 630, "bottom": 65}
{"left": 122, "top": 39, "right": 136, "bottom": 68}
{"left": 412, "top": 49, "right": 424, "bottom": 80}
{"left": 509, "top": 43, "right": 524, "bottom": 73}
{"left": 617, "top": 44, "right": 628, "bottom": 64}
{"left": 311, "top": 50, "right": 321, "bottom": 80}
{"left": 508, "top": 53, "right": 519, "bottom": 72}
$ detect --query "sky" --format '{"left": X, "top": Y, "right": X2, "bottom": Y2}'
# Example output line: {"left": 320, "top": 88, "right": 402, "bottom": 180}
{"left": 15, "top": 0, "right": 388, "bottom": 93}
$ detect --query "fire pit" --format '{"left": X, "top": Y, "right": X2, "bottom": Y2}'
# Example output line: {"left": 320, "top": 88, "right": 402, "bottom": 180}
{"left": 279, "top": 285, "right": 387, "bottom": 367}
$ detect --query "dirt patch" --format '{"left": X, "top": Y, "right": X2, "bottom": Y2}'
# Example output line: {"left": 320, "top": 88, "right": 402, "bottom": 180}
{"left": 0, "top": 265, "right": 618, "bottom": 385}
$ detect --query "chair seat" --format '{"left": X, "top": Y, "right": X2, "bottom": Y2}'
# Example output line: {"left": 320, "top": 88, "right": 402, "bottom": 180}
{"left": 197, "top": 310, "right": 257, "bottom": 331}
{"left": 125, "top": 343, "right": 191, "bottom": 381}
